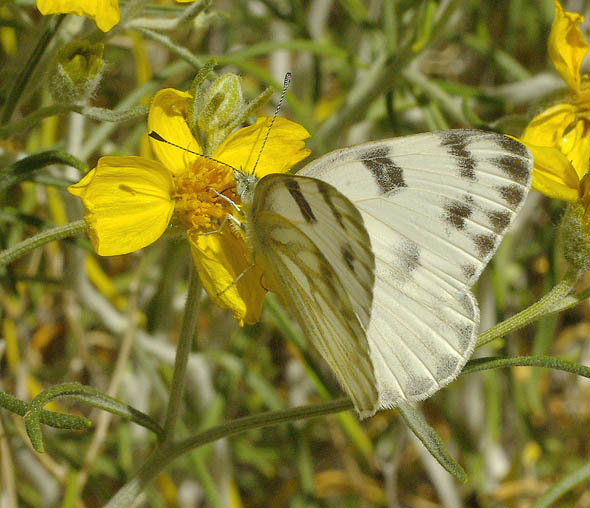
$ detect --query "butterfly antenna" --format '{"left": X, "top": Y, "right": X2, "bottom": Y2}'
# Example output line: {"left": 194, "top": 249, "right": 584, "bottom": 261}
{"left": 250, "top": 72, "right": 292, "bottom": 176}
{"left": 148, "top": 131, "right": 237, "bottom": 173}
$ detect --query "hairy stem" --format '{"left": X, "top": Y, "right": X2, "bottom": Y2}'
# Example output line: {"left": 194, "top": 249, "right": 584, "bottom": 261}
{"left": 0, "top": 220, "right": 86, "bottom": 268}
{"left": 477, "top": 268, "right": 581, "bottom": 348}
{"left": 161, "top": 264, "right": 202, "bottom": 442}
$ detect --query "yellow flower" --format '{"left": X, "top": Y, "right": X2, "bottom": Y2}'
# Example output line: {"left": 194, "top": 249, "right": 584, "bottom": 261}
{"left": 36, "top": 0, "right": 198, "bottom": 32}
{"left": 68, "top": 88, "right": 311, "bottom": 324}
{"left": 521, "top": 0, "right": 590, "bottom": 213}
{"left": 37, "top": 0, "right": 120, "bottom": 32}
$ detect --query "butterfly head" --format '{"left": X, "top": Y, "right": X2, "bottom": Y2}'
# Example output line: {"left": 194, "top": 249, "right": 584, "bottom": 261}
{"left": 233, "top": 168, "right": 259, "bottom": 210}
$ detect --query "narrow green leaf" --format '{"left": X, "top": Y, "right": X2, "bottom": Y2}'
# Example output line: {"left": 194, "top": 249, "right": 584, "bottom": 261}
{"left": 0, "top": 390, "right": 90, "bottom": 430}
{"left": 397, "top": 401, "right": 467, "bottom": 483}
{"left": 24, "top": 382, "right": 163, "bottom": 453}
{"left": 0, "top": 151, "right": 87, "bottom": 193}
{"left": 411, "top": 0, "right": 437, "bottom": 52}
{"left": 530, "top": 463, "right": 590, "bottom": 508}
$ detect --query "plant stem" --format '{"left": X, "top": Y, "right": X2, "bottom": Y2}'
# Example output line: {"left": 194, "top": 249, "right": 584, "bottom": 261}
{"left": 0, "top": 220, "right": 86, "bottom": 267}
{"left": 161, "top": 264, "right": 202, "bottom": 442}
{"left": 1, "top": 15, "right": 65, "bottom": 125}
{"left": 104, "top": 398, "right": 353, "bottom": 508}
{"left": 477, "top": 268, "right": 581, "bottom": 348}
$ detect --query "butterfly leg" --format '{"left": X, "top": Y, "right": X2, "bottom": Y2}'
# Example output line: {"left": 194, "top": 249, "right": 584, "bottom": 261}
{"left": 209, "top": 187, "right": 241, "bottom": 214}
{"left": 198, "top": 213, "right": 242, "bottom": 236}
{"left": 216, "top": 263, "right": 256, "bottom": 296}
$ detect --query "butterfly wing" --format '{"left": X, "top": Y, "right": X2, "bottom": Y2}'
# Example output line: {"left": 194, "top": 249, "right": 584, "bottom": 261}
{"left": 246, "top": 173, "right": 378, "bottom": 416}
{"left": 299, "top": 129, "right": 532, "bottom": 409}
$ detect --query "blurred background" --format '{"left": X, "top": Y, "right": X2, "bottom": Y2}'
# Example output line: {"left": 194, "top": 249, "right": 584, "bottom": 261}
{"left": 2, "top": 0, "right": 590, "bottom": 506}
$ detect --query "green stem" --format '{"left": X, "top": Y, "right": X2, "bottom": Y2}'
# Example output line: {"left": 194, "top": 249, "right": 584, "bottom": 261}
{"left": 463, "top": 355, "right": 590, "bottom": 379}
{"left": 104, "top": 398, "right": 352, "bottom": 508}
{"left": 161, "top": 264, "right": 201, "bottom": 442}
{"left": 0, "top": 220, "right": 86, "bottom": 268}
{"left": 1, "top": 15, "right": 65, "bottom": 124}
{"left": 477, "top": 268, "right": 581, "bottom": 348}
{"left": 0, "top": 103, "right": 149, "bottom": 140}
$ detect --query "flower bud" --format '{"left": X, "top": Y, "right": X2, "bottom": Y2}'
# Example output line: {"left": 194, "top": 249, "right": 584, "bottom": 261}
{"left": 49, "top": 41, "right": 104, "bottom": 103}
{"left": 196, "top": 73, "right": 244, "bottom": 133}
{"left": 560, "top": 201, "right": 590, "bottom": 271}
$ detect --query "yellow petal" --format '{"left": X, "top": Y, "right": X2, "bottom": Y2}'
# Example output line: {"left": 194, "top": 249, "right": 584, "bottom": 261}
{"left": 559, "top": 118, "right": 590, "bottom": 180}
{"left": 521, "top": 103, "right": 576, "bottom": 148}
{"left": 68, "top": 156, "right": 175, "bottom": 256}
{"left": 548, "top": 0, "right": 588, "bottom": 92}
{"left": 522, "top": 143, "right": 580, "bottom": 201}
{"left": 189, "top": 230, "right": 266, "bottom": 326}
{"left": 215, "top": 116, "right": 311, "bottom": 177}
{"left": 37, "top": 0, "right": 119, "bottom": 32}
{"left": 148, "top": 88, "right": 201, "bottom": 175}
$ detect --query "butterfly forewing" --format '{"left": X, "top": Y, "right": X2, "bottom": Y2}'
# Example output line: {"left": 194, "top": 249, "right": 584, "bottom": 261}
{"left": 246, "top": 174, "right": 378, "bottom": 416}
{"left": 300, "top": 129, "right": 532, "bottom": 409}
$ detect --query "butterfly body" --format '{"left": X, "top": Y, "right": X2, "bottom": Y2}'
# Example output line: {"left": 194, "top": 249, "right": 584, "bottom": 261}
{"left": 235, "top": 129, "right": 533, "bottom": 416}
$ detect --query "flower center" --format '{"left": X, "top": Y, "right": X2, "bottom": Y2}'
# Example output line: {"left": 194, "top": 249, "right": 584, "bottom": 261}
{"left": 172, "top": 158, "right": 240, "bottom": 234}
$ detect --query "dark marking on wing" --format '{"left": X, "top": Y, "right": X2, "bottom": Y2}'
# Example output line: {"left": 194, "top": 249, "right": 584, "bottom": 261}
{"left": 462, "top": 263, "right": 477, "bottom": 281}
{"left": 341, "top": 244, "right": 355, "bottom": 273}
{"left": 389, "top": 239, "right": 420, "bottom": 284}
{"left": 317, "top": 180, "right": 346, "bottom": 230}
{"left": 318, "top": 256, "right": 339, "bottom": 298}
{"left": 443, "top": 197, "right": 474, "bottom": 231}
{"left": 360, "top": 147, "right": 407, "bottom": 194}
{"left": 437, "top": 355, "right": 460, "bottom": 379}
{"left": 487, "top": 209, "right": 511, "bottom": 233}
{"left": 494, "top": 137, "right": 532, "bottom": 185}
{"left": 457, "top": 323, "right": 473, "bottom": 349}
{"left": 285, "top": 179, "right": 317, "bottom": 223}
{"left": 401, "top": 240, "right": 420, "bottom": 274}
{"left": 498, "top": 185, "right": 525, "bottom": 208}
{"left": 473, "top": 233, "right": 496, "bottom": 258}
{"left": 406, "top": 376, "right": 433, "bottom": 397}
{"left": 440, "top": 131, "right": 477, "bottom": 181}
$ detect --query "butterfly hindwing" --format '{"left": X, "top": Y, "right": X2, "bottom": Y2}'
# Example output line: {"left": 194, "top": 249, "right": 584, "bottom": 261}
{"left": 299, "top": 129, "right": 532, "bottom": 409}
{"left": 245, "top": 173, "right": 378, "bottom": 416}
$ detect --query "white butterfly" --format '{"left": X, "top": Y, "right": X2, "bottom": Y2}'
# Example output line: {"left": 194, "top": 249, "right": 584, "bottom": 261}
{"left": 235, "top": 129, "right": 532, "bottom": 418}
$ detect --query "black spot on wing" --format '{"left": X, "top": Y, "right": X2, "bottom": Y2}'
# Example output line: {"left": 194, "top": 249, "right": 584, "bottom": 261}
{"left": 494, "top": 137, "right": 532, "bottom": 186}
{"left": 285, "top": 179, "right": 317, "bottom": 223}
{"left": 440, "top": 131, "right": 477, "bottom": 181}
{"left": 473, "top": 233, "right": 496, "bottom": 258}
{"left": 341, "top": 244, "right": 355, "bottom": 273}
{"left": 443, "top": 196, "right": 474, "bottom": 231}
{"left": 487, "top": 209, "right": 511, "bottom": 233}
{"left": 462, "top": 263, "right": 477, "bottom": 281}
{"left": 498, "top": 185, "right": 525, "bottom": 208}
{"left": 361, "top": 147, "right": 406, "bottom": 194}
{"left": 316, "top": 180, "right": 345, "bottom": 230}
